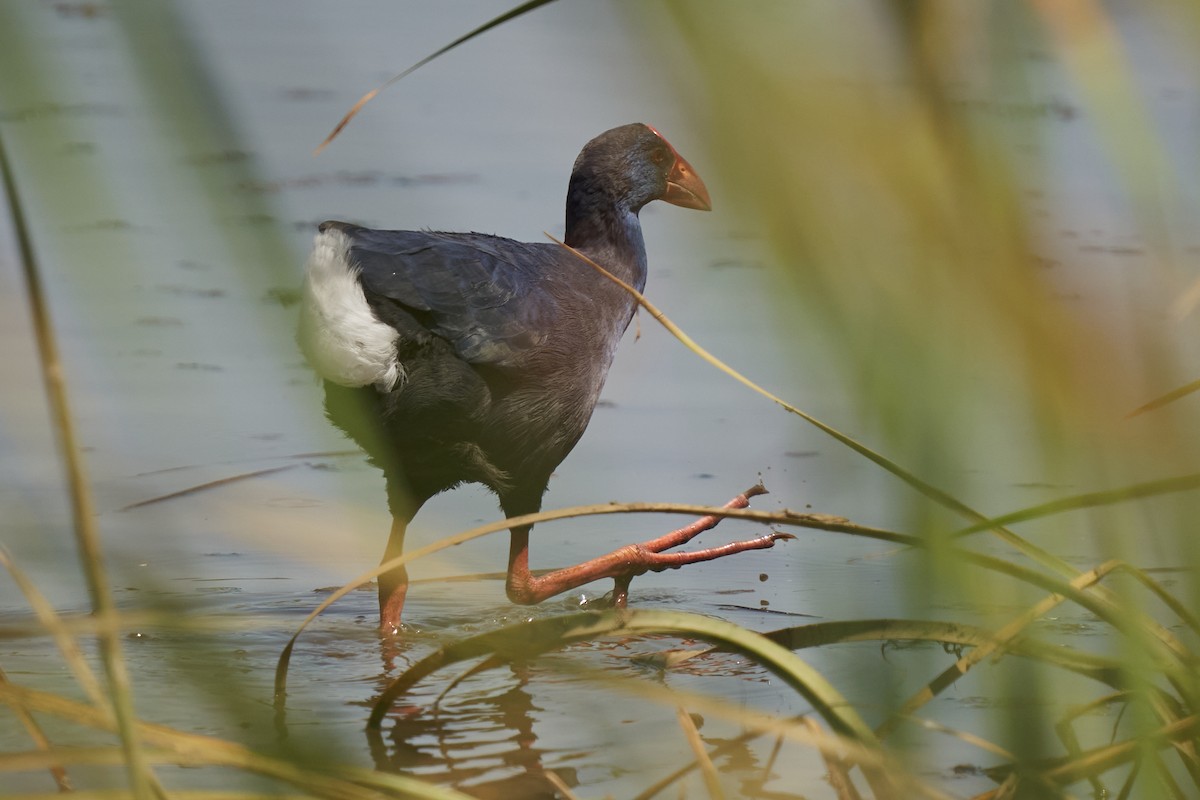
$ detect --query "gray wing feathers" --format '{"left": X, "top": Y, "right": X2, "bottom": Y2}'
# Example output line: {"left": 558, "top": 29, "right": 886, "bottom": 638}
{"left": 341, "top": 226, "right": 556, "bottom": 366}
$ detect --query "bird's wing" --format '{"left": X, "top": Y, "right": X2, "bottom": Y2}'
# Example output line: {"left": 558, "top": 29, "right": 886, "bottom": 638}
{"left": 331, "top": 223, "right": 558, "bottom": 366}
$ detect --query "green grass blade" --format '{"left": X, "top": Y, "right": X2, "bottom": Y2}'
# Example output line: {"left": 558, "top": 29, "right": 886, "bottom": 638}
{"left": 950, "top": 472, "right": 1200, "bottom": 539}
{"left": 754, "top": 619, "right": 1122, "bottom": 682}
{"left": 368, "top": 609, "right": 878, "bottom": 743}
{"left": 0, "top": 109, "right": 156, "bottom": 800}
{"left": 876, "top": 561, "right": 1118, "bottom": 740}
{"left": 0, "top": 682, "right": 476, "bottom": 800}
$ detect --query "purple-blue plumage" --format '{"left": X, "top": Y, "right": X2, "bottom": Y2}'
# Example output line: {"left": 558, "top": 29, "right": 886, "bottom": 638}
{"left": 298, "top": 123, "right": 714, "bottom": 630}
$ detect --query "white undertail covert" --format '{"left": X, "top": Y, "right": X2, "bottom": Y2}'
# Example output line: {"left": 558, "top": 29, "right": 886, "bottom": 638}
{"left": 297, "top": 228, "right": 403, "bottom": 392}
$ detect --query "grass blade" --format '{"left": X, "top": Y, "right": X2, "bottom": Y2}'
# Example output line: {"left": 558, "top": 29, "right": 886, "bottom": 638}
{"left": 547, "top": 234, "right": 1081, "bottom": 580}
{"left": 750, "top": 618, "right": 1123, "bottom": 683}
{"left": 118, "top": 464, "right": 297, "bottom": 511}
{"left": 0, "top": 113, "right": 156, "bottom": 800}
{"left": 876, "top": 561, "right": 1119, "bottom": 740}
{"left": 0, "top": 667, "right": 72, "bottom": 790}
{"left": 0, "top": 681, "right": 477, "bottom": 800}
{"left": 1125, "top": 378, "right": 1200, "bottom": 418}
{"left": 803, "top": 715, "right": 863, "bottom": 800}
{"left": 0, "top": 548, "right": 108, "bottom": 711}
{"left": 676, "top": 707, "right": 725, "bottom": 799}
{"left": 367, "top": 609, "right": 879, "bottom": 745}
{"left": 949, "top": 473, "right": 1200, "bottom": 540}
{"left": 315, "top": 0, "right": 559, "bottom": 153}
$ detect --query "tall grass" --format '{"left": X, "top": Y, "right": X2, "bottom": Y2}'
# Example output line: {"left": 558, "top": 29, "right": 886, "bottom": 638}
{"left": 632, "top": 1, "right": 1200, "bottom": 795}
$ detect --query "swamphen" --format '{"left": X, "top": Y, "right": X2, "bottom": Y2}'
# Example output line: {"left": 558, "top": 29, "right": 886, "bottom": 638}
{"left": 298, "top": 123, "right": 787, "bottom": 631}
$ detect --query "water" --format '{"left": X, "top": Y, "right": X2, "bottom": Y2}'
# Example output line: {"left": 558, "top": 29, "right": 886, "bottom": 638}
{"left": 1, "top": 2, "right": 1193, "bottom": 797}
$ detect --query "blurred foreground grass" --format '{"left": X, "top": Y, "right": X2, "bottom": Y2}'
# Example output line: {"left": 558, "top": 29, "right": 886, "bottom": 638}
{"left": 643, "top": 1, "right": 1200, "bottom": 796}
{"left": 3, "top": 1, "right": 1200, "bottom": 798}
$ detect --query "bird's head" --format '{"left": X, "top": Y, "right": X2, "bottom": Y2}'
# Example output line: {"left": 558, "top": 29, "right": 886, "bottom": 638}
{"left": 570, "top": 123, "right": 711, "bottom": 214}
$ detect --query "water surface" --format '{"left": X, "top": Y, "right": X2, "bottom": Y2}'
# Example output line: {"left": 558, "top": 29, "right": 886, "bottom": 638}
{"left": 1, "top": 2, "right": 1192, "bottom": 797}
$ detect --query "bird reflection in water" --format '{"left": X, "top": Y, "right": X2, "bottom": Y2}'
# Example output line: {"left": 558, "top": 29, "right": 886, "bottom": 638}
{"left": 367, "top": 662, "right": 577, "bottom": 799}
{"left": 365, "top": 630, "right": 808, "bottom": 799}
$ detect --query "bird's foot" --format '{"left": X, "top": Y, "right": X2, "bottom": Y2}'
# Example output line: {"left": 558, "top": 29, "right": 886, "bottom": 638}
{"left": 506, "top": 484, "right": 791, "bottom": 608}
{"left": 612, "top": 574, "right": 633, "bottom": 608}
{"left": 608, "top": 527, "right": 795, "bottom": 606}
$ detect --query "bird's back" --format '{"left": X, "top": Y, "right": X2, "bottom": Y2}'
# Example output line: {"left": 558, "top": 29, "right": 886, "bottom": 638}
{"left": 299, "top": 220, "right": 638, "bottom": 500}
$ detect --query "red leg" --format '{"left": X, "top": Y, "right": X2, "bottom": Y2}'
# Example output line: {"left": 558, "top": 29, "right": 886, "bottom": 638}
{"left": 504, "top": 485, "right": 790, "bottom": 606}
{"left": 378, "top": 517, "right": 409, "bottom": 633}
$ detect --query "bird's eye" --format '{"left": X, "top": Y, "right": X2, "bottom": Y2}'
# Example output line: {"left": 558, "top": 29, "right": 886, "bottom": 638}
{"left": 650, "top": 147, "right": 669, "bottom": 166}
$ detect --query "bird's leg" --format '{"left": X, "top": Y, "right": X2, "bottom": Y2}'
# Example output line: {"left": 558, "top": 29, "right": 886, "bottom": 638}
{"left": 503, "top": 485, "right": 790, "bottom": 607}
{"left": 611, "top": 574, "right": 633, "bottom": 609}
{"left": 378, "top": 516, "right": 409, "bottom": 633}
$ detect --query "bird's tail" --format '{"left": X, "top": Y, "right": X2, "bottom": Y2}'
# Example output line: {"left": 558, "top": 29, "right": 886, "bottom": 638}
{"left": 296, "top": 227, "right": 403, "bottom": 392}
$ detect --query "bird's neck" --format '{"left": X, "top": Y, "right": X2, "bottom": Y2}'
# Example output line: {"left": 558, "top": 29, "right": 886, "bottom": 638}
{"left": 563, "top": 188, "right": 649, "bottom": 292}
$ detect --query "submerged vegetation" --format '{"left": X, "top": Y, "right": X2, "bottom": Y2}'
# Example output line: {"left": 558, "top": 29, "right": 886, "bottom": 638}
{"left": 3, "top": 1, "right": 1200, "bottom": 798}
